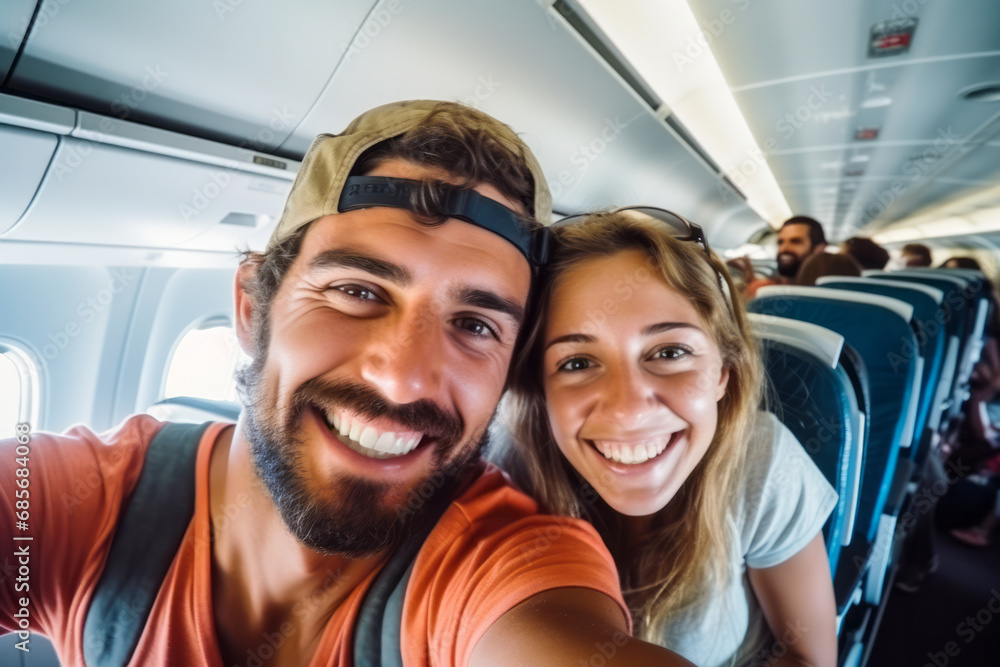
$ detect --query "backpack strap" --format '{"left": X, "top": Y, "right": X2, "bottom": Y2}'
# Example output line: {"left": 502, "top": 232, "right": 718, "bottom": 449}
{"left": 353, "top": 491, "right": 453, "bottom": 667}
{"left": 83, "top": 421, "right": 211, "bottom": 667}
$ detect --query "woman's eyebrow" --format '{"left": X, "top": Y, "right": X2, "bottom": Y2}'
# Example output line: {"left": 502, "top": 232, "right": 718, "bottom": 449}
{"left": 545, "top": 333, "right": 596, "bottom": 351}
{"left": 642, "top": 322, "right": 705, "bottom": 336}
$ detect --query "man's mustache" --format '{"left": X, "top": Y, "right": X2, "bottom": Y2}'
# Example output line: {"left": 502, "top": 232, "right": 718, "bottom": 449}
{"left": 288, "top": 376, "right": 464, "bottom": 447}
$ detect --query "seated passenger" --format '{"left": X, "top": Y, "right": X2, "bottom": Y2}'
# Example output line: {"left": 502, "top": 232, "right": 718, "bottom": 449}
{"left": 497, "top": 209, "right": 838, "bottom": 666}
{"left": 901, "top": 243, "right": 933, "bottom": 267}
{"left": 841, "top": 236, "right": 889, "bottom": 270}
{"left": 795, "top": 251, "right": 862, "bottom": 286}
{"left": 940, "top": 256, "right": 983, "bottom": 271}
{"left": 0, "top": 102, "right": 691, "bottom": 666}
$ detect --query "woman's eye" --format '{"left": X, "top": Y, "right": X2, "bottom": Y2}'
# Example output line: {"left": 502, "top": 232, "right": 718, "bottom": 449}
{"left": 652, "top": 346, "right": 690, "bottom": 361}
{"left": 558, "top": 357, "right": 592, "bottom": 372}
{"left": 455, "top": 317, "right": 498, "bottom": 340}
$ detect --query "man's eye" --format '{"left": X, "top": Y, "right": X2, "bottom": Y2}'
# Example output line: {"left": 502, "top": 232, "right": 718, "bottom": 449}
{"left": 558, "top": 357, "right": 592, "bottom": 372}
{"left": 455, "top": 317, "right": 498, "bottom": 339}
{"left": 334, "top": 284, "right": 380, "bottom": 301}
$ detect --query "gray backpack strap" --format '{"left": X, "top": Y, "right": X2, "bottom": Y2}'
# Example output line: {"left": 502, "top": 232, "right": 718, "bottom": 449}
{"left": 83, "top": 421, "right": 211, "bottom": 667}
{"left": 353, "top": 490, "right": 453, "bottom": 667}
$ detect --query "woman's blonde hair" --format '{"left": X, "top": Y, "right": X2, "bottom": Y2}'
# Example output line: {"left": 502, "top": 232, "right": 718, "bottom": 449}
{"left": 497, "top": 210, "right": 764, "bottom": 640}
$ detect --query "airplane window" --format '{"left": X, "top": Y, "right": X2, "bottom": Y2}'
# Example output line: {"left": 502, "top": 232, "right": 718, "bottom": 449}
{"left": 0, "top": 352, "right": 20, "bottom": 440}
{"left": 163, "top": 324, "right": 243, "bottom": 402}
{"left": 0, "top": 342, "right": 40, "bottom": 440}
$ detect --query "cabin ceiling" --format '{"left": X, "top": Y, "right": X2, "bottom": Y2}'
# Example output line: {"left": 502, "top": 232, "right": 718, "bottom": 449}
{"left": 688, "top": 0, "right": 1000, "bottom": 242}
{"left": 0, "top": 0, "right": 764, "bottom": 251}
{"left": 1, "top": 0, "right": 998, "bottom": 254}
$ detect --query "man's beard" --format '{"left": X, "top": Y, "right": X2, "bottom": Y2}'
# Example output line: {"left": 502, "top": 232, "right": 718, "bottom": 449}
{"left": 238, "top": 358, "right": 487, "bottom": 558}
{"left": 776, "top": 251, "right": 803, "bottom": 278}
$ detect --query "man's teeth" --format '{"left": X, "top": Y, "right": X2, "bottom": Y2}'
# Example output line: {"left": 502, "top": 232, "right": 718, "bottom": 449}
{"left": 593, "top": 437, "right": 673, "bottom": 465}
{"left": 326, "top": 410, "right": 422, "bottom": 459}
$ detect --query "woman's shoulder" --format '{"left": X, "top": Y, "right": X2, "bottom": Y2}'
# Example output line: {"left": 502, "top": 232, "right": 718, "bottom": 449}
{"left": 736, "top": 411, "right": 838, "bottom": 568}
{"left": 740, "top": 411, "right": 804, "bottom": 481}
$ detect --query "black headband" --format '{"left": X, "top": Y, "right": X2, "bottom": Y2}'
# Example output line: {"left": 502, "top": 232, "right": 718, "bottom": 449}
{"left": 338, "top": 176, "right": 550, "bottom": 267}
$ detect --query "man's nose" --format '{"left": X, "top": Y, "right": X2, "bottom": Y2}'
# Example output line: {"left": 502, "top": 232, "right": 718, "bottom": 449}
{"left": 359, "top": 306, "right": 444, "bottom": 405}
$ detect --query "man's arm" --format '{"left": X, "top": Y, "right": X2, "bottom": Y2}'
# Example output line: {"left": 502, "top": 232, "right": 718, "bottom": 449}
{"left": 746, "top": 534, "right": 837, "bottom": 667}
{"left": 470, "top": 587, "right": 694, "bottom": 666}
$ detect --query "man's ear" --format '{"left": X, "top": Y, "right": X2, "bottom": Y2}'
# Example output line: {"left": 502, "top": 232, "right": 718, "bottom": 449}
{"left": 813, "top": 243, "right": 828, "bottom": 256}
{"left": 234, "top": 262, "right": 257, "bottom": 356}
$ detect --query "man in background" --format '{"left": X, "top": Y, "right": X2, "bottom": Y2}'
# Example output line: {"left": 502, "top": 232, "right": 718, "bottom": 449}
{"left": 744, "top": 215, "right": 828, "bottom": 298}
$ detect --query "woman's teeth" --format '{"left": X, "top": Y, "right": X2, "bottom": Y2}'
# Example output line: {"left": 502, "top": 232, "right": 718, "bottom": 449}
{"left": 591, "top": 435, "right": 674, "bottom": 465}
{"left": 325, "top": 409, "right": 422, "bottom": 459}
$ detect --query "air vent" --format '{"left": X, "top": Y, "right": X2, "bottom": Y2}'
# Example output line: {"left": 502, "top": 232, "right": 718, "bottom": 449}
{"left": 959, "top": 83, "right": 1000, "bottom": 103}
{"left": 220, "top": 212, "right": 269, "bottom": 228}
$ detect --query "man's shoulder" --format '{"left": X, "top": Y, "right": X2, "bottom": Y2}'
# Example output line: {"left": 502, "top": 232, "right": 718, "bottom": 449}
{"left": 445, "top": 462, "right": 542, "bottom": 526}
{"left": 10, "top": 414, "right": 166, "bottom": 487}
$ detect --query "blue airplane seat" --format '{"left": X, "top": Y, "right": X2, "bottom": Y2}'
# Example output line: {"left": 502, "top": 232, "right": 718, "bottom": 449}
{"left": 867, "top": 271, "right": 981, "bottom": 421}
{"left": 750, "top": 288, "right": 918, "bottom": 543}
{"left": 757, "top": 337, "right": 859, "bottom": 573}
{"left": 146, "top": 396, "right": 241, "bottom": 422}
{"left": 818, "top": 277, "right": 946, "bottom": 466}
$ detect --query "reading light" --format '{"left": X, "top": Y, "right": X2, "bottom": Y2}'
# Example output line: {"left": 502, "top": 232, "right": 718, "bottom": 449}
{"left": 569, "top": 0, "right": 792, "bottom": 227}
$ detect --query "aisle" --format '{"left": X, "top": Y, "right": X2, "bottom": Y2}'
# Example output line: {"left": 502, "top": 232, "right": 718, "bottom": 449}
{"left": 868, "top": 525, "right": 1000, "bottom": 666}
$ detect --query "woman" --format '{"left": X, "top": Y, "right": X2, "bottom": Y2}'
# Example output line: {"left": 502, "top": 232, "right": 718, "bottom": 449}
{"left": 498, "top": 208, "right": 838, "bottom": 666}
{"left": 796, "top": 251, "right": 861, "bottom": 286}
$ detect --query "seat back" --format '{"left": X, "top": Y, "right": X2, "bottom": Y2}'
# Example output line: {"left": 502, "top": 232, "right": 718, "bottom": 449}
{"left": 867, "top": 270, "right": 982, "bottom": 419}
{"left": 750, "top": 288, "right": 918, "bottom": 544}
{"left": 817, "top": 277, "right": 946, "bottom": 465}
{"left": 755, "top": 335, "right": 858, "bottom": 570}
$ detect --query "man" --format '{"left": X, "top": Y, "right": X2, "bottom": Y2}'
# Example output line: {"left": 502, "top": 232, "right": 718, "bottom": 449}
{"left": 901, "top": 243, "right": 933, "bottom": 268}
{"left": 1, "top": 101, "right": 689, "bottom": 665}
{"left": 745, "top": 215, "right": 828, "bottom": 298}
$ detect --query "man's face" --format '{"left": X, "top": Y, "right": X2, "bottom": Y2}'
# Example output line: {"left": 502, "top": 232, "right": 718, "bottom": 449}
{"left": 776, "top": 223, "right": 814, "bottom": 278}
{"left": 238, "top": 158, "right": 531, "bottom": 557}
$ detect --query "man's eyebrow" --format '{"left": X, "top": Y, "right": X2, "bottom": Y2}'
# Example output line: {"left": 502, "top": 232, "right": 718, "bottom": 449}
{"left": 307, "top": 249, "right": 411, "bottom": 285}
{"left": 642, "top": 322, "right": 706, "bottom": 336}
{"left": 545, "top": 333, "right": 595, "bottom": 351}
{"left": 454, "top": 286, "right": 525, "bottom": 326}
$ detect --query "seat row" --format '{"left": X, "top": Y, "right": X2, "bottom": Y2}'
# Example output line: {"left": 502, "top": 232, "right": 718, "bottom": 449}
{"left": 748, "top": 267, "right": 992, "bottom": 667}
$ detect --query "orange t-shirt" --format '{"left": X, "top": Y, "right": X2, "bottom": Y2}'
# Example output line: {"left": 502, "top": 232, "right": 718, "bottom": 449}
{"left": 744, "top": 277, "right": 778, "bottom": 300}
{"left": 1, "top": 417, "right": 627, "bottom": 666}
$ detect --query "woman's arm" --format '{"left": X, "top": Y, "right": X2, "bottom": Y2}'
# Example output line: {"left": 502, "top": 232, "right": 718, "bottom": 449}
{"left": 746, "top": 534, "right": 837, "bottom": 667}
{"left": 471, "top": 587, "right": 695, "bottom": 666}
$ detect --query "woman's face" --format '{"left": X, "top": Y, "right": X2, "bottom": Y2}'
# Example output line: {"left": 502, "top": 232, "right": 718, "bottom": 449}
{"left": 542, "top": 250, "right": 729, "bottom": 517}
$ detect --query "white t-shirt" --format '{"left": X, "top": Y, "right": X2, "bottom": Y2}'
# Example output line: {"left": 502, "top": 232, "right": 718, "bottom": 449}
{"left": 660, "top": 411, "right": 838, "bottom": 667}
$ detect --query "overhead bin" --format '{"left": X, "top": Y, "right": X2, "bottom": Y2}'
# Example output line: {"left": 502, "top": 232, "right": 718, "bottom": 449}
{"left": 0, "top": 0, "right": 37, "bottom": 81}
{"left": 0, "top": 125, "right": 58, "bottom": 235}
{"left": 0, "top": 92, "right": 298, "bottom": 264}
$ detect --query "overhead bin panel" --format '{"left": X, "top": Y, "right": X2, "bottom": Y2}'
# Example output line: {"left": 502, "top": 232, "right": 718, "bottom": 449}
{"left": 281, "top": 0, "right": 764, "bottom": 247}
{"left": 0, "top": 125, "right": 58, "bottom": 235}
{"left": 0, "top": 0, "right": 37, "bottom": 81}
{"left": 6, "top": 0, "right": 377, "bottom": 152}
{"left": 4, "top": 136, "right": 291, "bottom": 253}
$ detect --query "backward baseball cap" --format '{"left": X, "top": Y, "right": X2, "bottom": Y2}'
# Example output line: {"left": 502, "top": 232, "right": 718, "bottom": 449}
{"left": 266, "top": 99, "right": 553, "bottom": 252}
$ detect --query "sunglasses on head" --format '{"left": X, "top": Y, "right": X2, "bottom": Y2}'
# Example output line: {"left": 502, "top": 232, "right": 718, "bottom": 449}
{"left": 553, "top": 206, "right": 733, "bottom": 313}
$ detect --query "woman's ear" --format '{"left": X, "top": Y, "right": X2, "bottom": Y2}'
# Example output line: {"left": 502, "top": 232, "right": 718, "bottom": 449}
{"left": 715, "top": 365, "right": 731, "bottom": 402}
{"left": 233, "top": 262, "right": 257, "bottom": 356}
